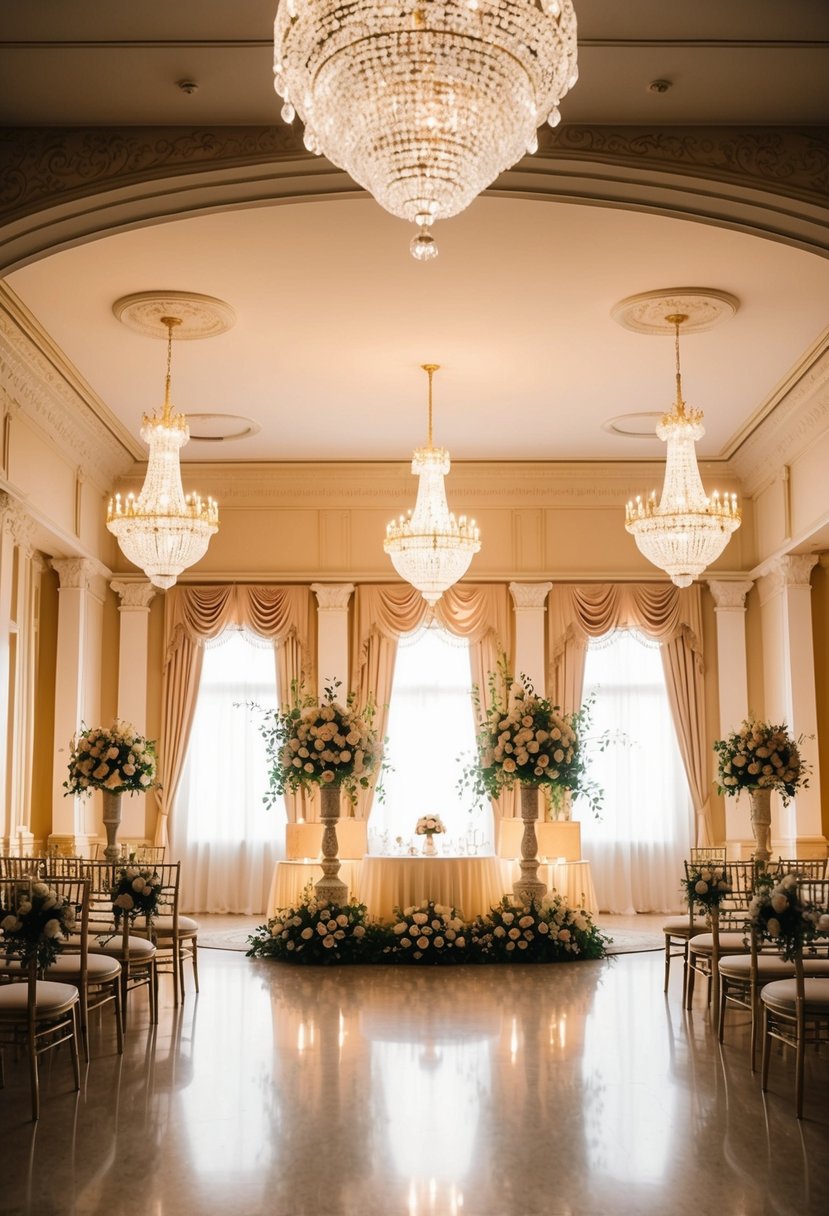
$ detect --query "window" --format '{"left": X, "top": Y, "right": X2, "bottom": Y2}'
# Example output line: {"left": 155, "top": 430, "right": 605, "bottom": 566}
{"left": 173, "top": 630, "right": 284, "bottom": 914}
{"left": 579, "top": 629, "right": 693, "bottom": 914}
{"left": 369, "top": 625, "right": 492, "bottom": 854}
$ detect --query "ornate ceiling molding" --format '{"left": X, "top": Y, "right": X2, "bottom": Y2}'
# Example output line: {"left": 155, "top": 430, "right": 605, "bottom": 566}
{"left": 0, "top": 284, "right": 136, "bottom": 491}
{"left": 1, "top": 124, "right": 827, "bottom": 272}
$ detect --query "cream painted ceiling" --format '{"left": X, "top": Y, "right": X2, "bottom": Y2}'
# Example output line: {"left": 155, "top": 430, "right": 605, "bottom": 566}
{"left": 3, "top": 1, "right": 829, "bottom": 466}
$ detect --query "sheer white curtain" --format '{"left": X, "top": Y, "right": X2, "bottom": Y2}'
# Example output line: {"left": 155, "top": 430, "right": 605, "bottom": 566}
{"left": 579, "top": 630, "right": 693, "bottom": 914}
{"left": 369, "top": 624, "right": 492, "bottom": 854}
{"left": 172, "top": 630, "right": 285, "bottom": 914}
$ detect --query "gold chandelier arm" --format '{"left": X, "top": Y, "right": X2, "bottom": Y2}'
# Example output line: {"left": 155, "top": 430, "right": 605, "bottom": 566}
{"left": 422, "top": 362, "right": 439, "bottom": 448}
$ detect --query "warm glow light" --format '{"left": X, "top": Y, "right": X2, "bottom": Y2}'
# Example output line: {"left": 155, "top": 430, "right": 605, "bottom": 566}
{"left": 625, "top": 314, "right": 740, "bottom": 586}
{"left": 107, "top": 316, "right": 218, "bottom": 589}
{"left": 384, "top": 365, "right": 481, "bottom": 603}
{"left": 274, "top": 1, "right": 578, "bottom": 257}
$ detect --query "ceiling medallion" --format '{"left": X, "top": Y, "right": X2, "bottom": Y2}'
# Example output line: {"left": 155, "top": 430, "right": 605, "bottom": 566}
{"left": 611, "top": 288, "right": 740, "bottom": 336}
{"left": 273, "top": 1, "right": 579, "bottom": 260}
{"left": 112, "top": 291, "right": 237, "bottom": 339}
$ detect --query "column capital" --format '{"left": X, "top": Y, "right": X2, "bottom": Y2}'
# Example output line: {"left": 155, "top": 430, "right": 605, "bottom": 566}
{"left": 706, "top": 579, "right": 753, "bottom": 610}
{"left": 51, "top": 556, "right": 102, "bottom": 591}
{"left": 0, "top": 492, "right": 37, "bottom": 554}
{"left": 757, "top": 553, "right": 819, "bottom": 604}
{"left": 111, "top": 579, "right": 157, "bottom": 610}
{"left": 311, "top": 583, "right": 355, "bottom": 612}
{"left": 509, "top": 582, "right": 553, "bottom": 611}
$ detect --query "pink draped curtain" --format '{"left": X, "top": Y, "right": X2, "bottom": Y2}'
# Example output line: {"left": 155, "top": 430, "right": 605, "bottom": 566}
{"left": 547, "top": 583, "right": 712, "bottom": 845}
{"left": 350, "top": 584, "right": 513, "bottom": 823}
{"left": 156, "top": 585, "right": 315, "bottom": 844}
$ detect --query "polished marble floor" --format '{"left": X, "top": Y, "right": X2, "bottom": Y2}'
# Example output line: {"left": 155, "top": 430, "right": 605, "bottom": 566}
{"left": 1, "top": 944, "right": 827, "bottom": 1216}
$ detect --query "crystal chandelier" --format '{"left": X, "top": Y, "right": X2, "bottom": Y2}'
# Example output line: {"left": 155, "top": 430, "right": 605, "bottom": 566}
{"left": 384, "top": 364, "right": 481, "bottom": 604}
{"left": 273, "top": 0, "right": 578, "bottom": 259}
{"left": 107, "top": 316, "right": 219, "bottom": 590}
{"left": 625, "top": 314, "right": 741, "bottom": 588}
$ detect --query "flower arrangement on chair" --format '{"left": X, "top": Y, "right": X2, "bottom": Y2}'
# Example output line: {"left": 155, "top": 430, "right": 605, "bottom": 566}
{"left": 64, "top": 720, "right": 159, "bottom": 795}
{"left": 749, "top": 872, "right": 829, "bottom": 962}
{"left": 682, "top": 862, "right": 733, "bottom": 915}
{"left": 255, "top": 681, "right": 382, "bottom": 808}
{"left": 111, "top": 866, "right": 161, "bottom": 928}
{"left": 714, "top": 719, "right": 809, "bottom": 802}
{"left": 0, "top": 881, "right": 76, "bottom": 972}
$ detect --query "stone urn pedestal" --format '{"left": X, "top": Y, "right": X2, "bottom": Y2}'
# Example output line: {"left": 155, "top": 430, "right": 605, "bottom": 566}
{"left": 512, "top": 784, "right": 547, "bottom": 906}
{"left": 315, "top": 784, "right": 349, "bottom": 905}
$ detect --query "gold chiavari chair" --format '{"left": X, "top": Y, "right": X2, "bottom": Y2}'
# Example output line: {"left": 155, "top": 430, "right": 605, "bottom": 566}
{"left": 0, "top": 856, "right": 46, "bottom": 880}
{"left": 773, "top": 857, "right": 827, "bottom": 880}
{"left": 686, "top": 859, "right": 758, "bottom": 1016}
{"left": 662, "top": 849, "right": 727, "bottom": 999}
{"left": 760, "top": 878, "right": 829, "bottom": 1118}
{"left": 0, "top": 876, "right": 83, "bottom": 1121}
{"left": 131, "top": 863, "right": 199, "bottom": 1005}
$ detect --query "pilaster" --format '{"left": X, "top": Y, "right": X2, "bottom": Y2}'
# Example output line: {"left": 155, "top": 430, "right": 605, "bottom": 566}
{"left": 311, "top": 583, "right": 354, "bottom": 698}
{"left": 509, "top": 582, "right": 553, "bottom": 693}
{"left": 111, "top": 579, "right": 156, "bottom": 841}
{"left": 707, "top": 579, "right": 753, "bottom": 852}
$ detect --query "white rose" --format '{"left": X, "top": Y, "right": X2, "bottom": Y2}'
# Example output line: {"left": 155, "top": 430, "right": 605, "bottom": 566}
{"left": 393, "top": 922, "right": 408, "bottom": 935}
{"left": 771, "top": 894, "right": 788, "bottom": 913}
{"left": 300, "top": 927, "right": 313, "bottom": 940}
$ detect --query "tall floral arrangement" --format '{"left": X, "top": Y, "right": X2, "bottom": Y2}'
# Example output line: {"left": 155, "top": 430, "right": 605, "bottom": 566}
{"left": 460, "top": 670, "right": 603, "bottom": 817}
{"left": 1, "top": 881, "right": 76, "bottom": 972}
{"left": 256, "top": 681, "right": 382, "bottom": 808}
{"left": 714, "top": 718, "right": 809, "bottom": 804}
{"left": 64, "top": 720, "right": 158, "bottom": 796}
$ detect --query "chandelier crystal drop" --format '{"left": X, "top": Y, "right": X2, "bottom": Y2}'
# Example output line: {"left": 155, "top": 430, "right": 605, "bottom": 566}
{"left": 107, "top": 316, "right": 219, "bottom": 590}
{"left": 625, "top": 314, "right": 741, "bottom": 588}
{"left": 273, "top": 0, "right": 579, "bottom": 258}
{"left": 384, "top": 364, "right": 481, "bottom": 604}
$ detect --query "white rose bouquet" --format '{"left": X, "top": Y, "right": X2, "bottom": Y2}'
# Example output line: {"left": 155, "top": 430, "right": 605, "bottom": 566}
{"left": 749, "top": 872, "right": 829, "bottom": 961}
{"left": 111, "top": 865, "right": 161, "bottom": 927}
{"left": 470, "top": 894, "right": 608, "bottom": 962}
{"left": 247, "top": 884, "right": 372, "bottom": 964}
{"left": 384, "top": 901, "right": 467, "bottom": 963}
{"left": 714, "top": 718, "right": 809, "bottom": 804}
{"left": 0, "top": 881, "right": 76, "bottom": 972}
{"left": 256, "top": 681, "right": 382, "bottom": 808}
{"left": 682, "top": 862, "right": 733, "bottom": 914}
{"left": 64, "top": 720, "right": 158, "bottom": 796}
{"left": 461, "top": 669, "right": 603, "bottom": 816}
{"left": 415, "top": 815, "right": 446, "bottom": 837}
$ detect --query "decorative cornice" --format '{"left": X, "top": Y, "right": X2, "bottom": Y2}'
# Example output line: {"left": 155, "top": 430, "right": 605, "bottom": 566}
{"left": 729, "top": 338, "right": 829, "bottom": 495}
{"left": 0, "top": 285, "right": 136, "bottom": 491}
{"left": 110, "top": 579, "right": 157, "bottom": 610}
{"left": 756, "top": 554, "right": 819, "bottom": 604}
{"left": 509, "top": 582, "right": 553, "bottom": 610}
{"left": 311, "top": 583, "right": 355, "bottom": 612}
{"left": 706, "top": 579, "right": 753, "bottom": 610}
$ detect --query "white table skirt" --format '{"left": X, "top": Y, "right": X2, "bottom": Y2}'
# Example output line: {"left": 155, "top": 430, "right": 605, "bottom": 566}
{"left": 499, "top": 859, "right": 598, "bottom": 916}
{"left": 354, "top": 856, "right": 506, "bottom": 922}
{"left": 267, "top": 860, "right": 362, "bottom": 918}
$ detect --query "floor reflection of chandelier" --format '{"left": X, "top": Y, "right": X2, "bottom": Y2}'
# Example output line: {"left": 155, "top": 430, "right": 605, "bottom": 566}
{"left": 107, "top": 312, "right": 219, "bottom": 590}
{"left": 273, "top": 0, "right": 579, "bottom": 259}
{"left": 384, "top": 364, "right": 481, "bottom": 605}
{"left": 625, "top": 312, "right": 741, "bottom": 588}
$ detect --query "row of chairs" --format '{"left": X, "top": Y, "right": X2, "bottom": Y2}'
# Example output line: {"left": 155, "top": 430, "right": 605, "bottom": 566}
{"left": 0, "top": 860, "right": 200, "bottom": 1119}
{"left": 664, "top": 851, "right": 829, "bottom": 1118}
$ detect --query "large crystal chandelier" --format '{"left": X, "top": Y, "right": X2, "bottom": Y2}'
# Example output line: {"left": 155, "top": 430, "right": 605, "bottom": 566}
{"left": 107, "top": 316, "right": 219, "bottom": 590}
{"left": 384, "top": 364, "right": 481, "bottom": 604}
{"left": 273, "top": 0, "right": 578, "bottom": 259}
{"left": 625, "top": 314, "right": 741, "bottom": 588}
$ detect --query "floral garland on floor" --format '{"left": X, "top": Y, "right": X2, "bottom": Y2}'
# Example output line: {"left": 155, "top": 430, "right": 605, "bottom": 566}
{"left": 0, "top": 881, "right": 77, "bottom": 971}
{"left": 247, "top": 886, "right": 610, "bottom": 965}
{"left": 713, "top": 718, "right": 810, "bottom": 804}
{"left": 254, "top": 681, "right": 382, "bottom": 809}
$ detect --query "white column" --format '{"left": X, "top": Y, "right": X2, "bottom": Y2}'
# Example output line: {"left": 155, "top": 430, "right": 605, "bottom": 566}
{"left": 707, "top": 580, "right": 753, "bottom": 854}
{"left": 757, "top": 555, "right": 825, "bottom": 857}
{"left": 509, "top": 582, "right": 552, "bottom": 693}
{"left": 51, "top": 557, "right": 106, "bottom": 854}
{"left": 0, "top": 494, "right": 37, "bottom": 853}
{"left": 311, "top": 583, "right": 354, "bottom": 698}
{"left": 111, "top": 579, "right": 156, "bottom": 842}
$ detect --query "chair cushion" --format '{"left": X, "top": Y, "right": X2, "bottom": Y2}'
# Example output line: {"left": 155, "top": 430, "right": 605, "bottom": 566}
{"left": 45, "top": 954, "right": 122, "bottom": 984}
{"left": 761, "top": 978, "right": 829, "bottom": 1015}
{"left": 152, "top": 914, "right": 199, "bottom": 935}
{"left": 663, "top": 918, "right": 696, "bottom": 938}
{"left": 0, "top": 980, "right": 79, "bottom": 1015}
{"left": 719, "top": 955, "right": 829, "bottom": 981}
{"left": 90, "top": 935, "right": 156, "bottom": 960}
{"left": 689, "top": 931, "right": 749, "bottom": 956}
